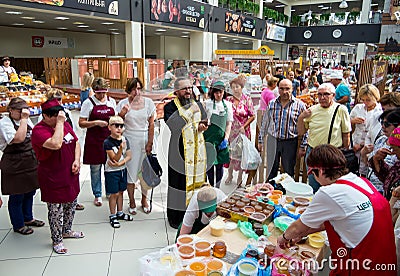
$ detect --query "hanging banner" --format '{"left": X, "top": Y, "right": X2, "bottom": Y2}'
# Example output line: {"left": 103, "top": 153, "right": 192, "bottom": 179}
{"left": 150, "top": 0, "right": 206, "bottom": 29}
{"left": 265, "top": 23, "right": 286, "bottom": 42}
{"left": 21, "top": 0, "right": 119, "bottom": 15}
{"left": 225, "top": 12, "right": 256, "bottom": 37}
{"left": 390, "top": 0, "right": 400, "bottom": 21}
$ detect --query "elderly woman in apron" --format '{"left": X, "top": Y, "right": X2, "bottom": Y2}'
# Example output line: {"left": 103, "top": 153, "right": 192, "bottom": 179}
{"left": 0, "top": 97, "right": 44, "bottom": 235}
{"left": 79, "top": 77, "right": 116, "bottom": 206}
{"left": 203, "top": 81, "right": 233, "bottom": 188}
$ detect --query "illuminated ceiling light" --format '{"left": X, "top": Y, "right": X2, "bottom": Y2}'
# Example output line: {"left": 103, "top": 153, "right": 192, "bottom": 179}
{"left": 32, "top": 20, "right": 45, "bottom": 23}
{"left": 339, "top": 0, "right": 348, "bottom": 9}
{"left": 73, "top": 22, "right": 85, "bottom": 25}
{"left": 155, "top": 28, "right": 166, "bottom": 32}
{"left": 370, "top": 3, "right": 378, "bottom": 6}
{"left": 182, "top": 31, "right": 190, "bottom": 34}
{"left": 21, "top": 16, "right": 35, "bottom": 20}
{"left": 77, "top": 25, "right": 89, "bottom": 28}
{"left": 111, "top": 32, "right": 120, "bottom": 35}
{"left": 101, "top": 22, "right": 114, "bottom": 25}
{"left": 54, "top": 16, "right": 69, "bottom": 20}
{"left": 276, "top": 4, "right": 285, "bottom": 8}
{"left": 321, "top": 7, "right": 330, "bottom": 10}
{"left": 57, "top": 27, "right": 68, "bottom": 30}
{"left": 87, "top": 29, "right": 96, "bottom": 32}
{"left": 6, "top": 11, "right": 23, "bottom": 15}
{"left": 109, "top": 28, "right": 119, "bottom": 31}
{"left": 12, "top": 23, "right": 24, "bottom": 26}
{"left": 224, "top": 40, "right": 229, "bottom": 42}
{"left": 181, "top": 35, "right": 189, "bottom": 38}
{"left": 318, "top": 5, "right": 324, "bottom": 8}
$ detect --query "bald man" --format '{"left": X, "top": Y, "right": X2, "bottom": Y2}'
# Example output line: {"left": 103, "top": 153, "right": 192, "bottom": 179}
{"left": 258, "top": 79, "right": 307, "bottom": 180}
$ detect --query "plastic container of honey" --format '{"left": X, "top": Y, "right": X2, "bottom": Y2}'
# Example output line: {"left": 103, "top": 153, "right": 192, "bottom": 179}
{"left": 175, "top": 269, "right": 197, "bottom": 276}
{"left": 195, "top": 240, "right": 212, "bottom": 257}
{"left": 189, "top": 261, "right": 206, "bottom": 276}
{"left": 206, "top": 259, "right": 224, "bottom": 272}
{"left": 209, "top": 220, "right": 225, "bottom": 237}
{"left": 178, "top": 244, "right": 195, "bottom": 260}
{"left": 177, "top": 234, "right": 194, "bottom": 247}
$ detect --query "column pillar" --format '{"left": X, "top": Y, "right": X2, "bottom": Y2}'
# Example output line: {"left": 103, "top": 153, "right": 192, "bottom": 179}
{"left": 356, "top": 0, "right": 371, "bottom": 64}
{"left": 284, "top": 5, "right": 292, "bottom": 27}
{"left": 190, "top": 32, "right": 217, "bottom": 62}
{"left": 125, "top": 21, "right": 142, "bottom": 58}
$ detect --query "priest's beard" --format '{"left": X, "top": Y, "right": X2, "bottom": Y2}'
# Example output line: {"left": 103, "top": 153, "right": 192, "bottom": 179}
{"left": 179, "top": 97, "right": 192, "bottom": 109}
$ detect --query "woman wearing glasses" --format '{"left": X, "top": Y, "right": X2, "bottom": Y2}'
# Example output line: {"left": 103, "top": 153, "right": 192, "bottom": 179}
{"left": 367, "top": 108, "right": 400, "bottom": 197}
{"left": 117, "top": 78, "right": 156, "bottom": 214}
{"left": 79, "top": 77, "right": 116, "bottom": 207}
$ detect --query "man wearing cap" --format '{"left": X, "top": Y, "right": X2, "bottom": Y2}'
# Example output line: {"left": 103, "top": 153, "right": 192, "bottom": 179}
{"left": 178, "top": 185, "right": 226, "bottom": 237}
{"left": 258, "top": 79, "right": 307, "bottom": 180}
{"left": 298, "top": 83, "right": 351, "bottom": 193}
{"left": 203, "top": 81, "right": 233, "bottom": 188}
{"left": 0, "top": 97, "right": 43, "bottom": 235}
{"left": 32, "top": 98, "right": 83, "bottom": 254}
{"left": 331, "top": 70, "right": 351, "bottom": 113}
{"left": 163, "top": 77, "right": 208, "bottom": 229}
{"left": 0, "top": 56, "right": 17, "bottom": 84}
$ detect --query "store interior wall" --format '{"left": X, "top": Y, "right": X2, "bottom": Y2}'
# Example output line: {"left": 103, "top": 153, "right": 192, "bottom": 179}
{"left": 0, "top": 26, "right": 125, "bottom": 57}
{"left": 217, "top": 41, "right": 253, "bottom": 50}
{"left": 145, "top": 36, "right": 190, "bottom": 60}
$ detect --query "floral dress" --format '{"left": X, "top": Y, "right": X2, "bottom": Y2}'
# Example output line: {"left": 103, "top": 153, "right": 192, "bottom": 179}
{"left": 227, "top": 93, "right": 255, "bottom": 170}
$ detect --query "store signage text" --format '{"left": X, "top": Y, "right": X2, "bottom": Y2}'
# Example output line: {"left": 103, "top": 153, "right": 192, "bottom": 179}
{"left": 21, "top": 0, "right": 119, "bottom": 16}
{"left": 150, "top": 0, "right": 205, "bottom": 29}
{"left": 215, "top": 46, "right": 274, "bottom": 56}
{"left": 265, "top": 23, "right": 286, "bottom": 42}
{"left": 32, "top": 36, "right": 69, "bottom": 48}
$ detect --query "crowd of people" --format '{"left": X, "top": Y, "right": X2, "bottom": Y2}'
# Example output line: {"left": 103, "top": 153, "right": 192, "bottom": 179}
{"left": 1, "top": 62, "right": 400, "bottom": 272}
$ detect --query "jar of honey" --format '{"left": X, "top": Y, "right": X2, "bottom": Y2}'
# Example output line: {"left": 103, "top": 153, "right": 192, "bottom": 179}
{"left": 212, "top": 241, "right": 227, "bottom": 258}
{"left": 195, "top": 240, "right": 212, "bottom": 257}
{"left": 264, "top": 243, "right": 276, "bottom": 257}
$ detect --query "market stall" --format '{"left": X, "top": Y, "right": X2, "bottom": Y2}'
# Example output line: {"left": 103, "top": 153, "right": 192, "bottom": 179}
{"left": 139, "top": 175, "right": 328, "bottom": 275}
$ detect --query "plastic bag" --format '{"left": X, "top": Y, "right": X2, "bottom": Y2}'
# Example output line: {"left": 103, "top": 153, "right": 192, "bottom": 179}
{"left": 240, "top": 134, "right": 262, "bottom": 170}
{"left": 139, "top": 245, "right": 181, "bottom": 275}
{"left": 229, "top": 135, "right": 243, "bottom": 162}
{"left": 237, "top": 220, "right": 259, "bottom": 240}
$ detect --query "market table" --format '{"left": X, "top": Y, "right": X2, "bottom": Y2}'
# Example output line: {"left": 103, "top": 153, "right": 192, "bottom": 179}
{"left": 196, "top": 217, "right": 328, "bottom": 264}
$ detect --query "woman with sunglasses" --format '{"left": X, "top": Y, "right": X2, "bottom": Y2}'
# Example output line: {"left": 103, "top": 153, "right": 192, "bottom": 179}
{"left": 368, "top": 109, "right": 400, "bottom": 199}
{"left": 79, "top": 77, "right": 116, "bottom": 207}
{"left": 277, "top": 144, "right": 396, "bottom": 276}
{"left": 117, "top": 78, "right": 155, "bottom": 215}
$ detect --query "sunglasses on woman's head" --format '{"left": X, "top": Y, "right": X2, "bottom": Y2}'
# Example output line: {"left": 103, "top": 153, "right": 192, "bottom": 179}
{"left": 111, "top": 123, "right": 124, "bottom": 129}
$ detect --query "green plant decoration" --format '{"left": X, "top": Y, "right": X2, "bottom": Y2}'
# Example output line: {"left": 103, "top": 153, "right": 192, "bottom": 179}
{"left": 320, "top": 13, "right": 331, "bottom": 22}
{"left": 335, "top": 12, "right": 346, "bottom": 21}
{"left": 254, "top": 3, "right": 260, "bottom": 15}
{"left": 291, "top": 15, "right": 301, "bottom": 26}
{"left": 237, "top": 0, "right": 245, "bottom": 11}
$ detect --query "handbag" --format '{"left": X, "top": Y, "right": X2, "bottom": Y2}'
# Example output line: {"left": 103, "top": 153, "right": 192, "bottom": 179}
{"left": 141, "top": 154, "right": 163, "bottom": 188}
{"left": 328, "top": 105, "right": 360, "bottom": 175}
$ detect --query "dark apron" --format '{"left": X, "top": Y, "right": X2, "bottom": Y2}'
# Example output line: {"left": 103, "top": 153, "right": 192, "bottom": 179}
{"left": 0, "top": 119, "right": 39, "bottom": 195}
{"left": 204, "top": 100, "right": 230, "bottom": 165}
{"left": 175, "top": 209, "right": 208, "bottom": 242}
{"left": 162, "top": 78, "right": 172, "bottom": 89}
{"left": 83, "top": 97, "right": 115, "bottom": 165}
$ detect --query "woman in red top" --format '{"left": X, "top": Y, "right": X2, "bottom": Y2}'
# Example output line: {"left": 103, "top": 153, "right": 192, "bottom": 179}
{"left": 32, "top": 98, "right": 84, "bottom": 254}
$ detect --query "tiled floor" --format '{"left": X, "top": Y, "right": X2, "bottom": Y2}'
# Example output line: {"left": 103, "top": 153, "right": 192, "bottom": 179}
{"left": 0, "top": 117, "right": 240, "bottom": 276}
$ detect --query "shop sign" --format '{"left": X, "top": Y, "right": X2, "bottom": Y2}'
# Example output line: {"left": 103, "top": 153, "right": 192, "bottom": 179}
{"left": 215, "top": 46, "right": 274, "bottom": 56}
{"left": 21, "top": 0, "right": 119, "bottom": 16}
{"left": 265, "top": 23, "right": 286, "bottom": 42}
{"left": 150, "top": 0, "right": 205, "bottom": 29}
{"left": 225, "top": 12, "right": 256, "bottom": 37}
{"left": 390, "top": 0, "right": 400, "bottom": 21}
{"left": 32, "top": 36, "right": 69, "bottom": 48}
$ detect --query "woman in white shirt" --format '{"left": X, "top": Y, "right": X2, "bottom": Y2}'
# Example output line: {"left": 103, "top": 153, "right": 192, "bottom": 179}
{"left": 203, "top": 81, "right": 233, "bottom": 188}
{"left": 117, "top": 78, "right": 156, "bottom": 214}
{"left": 350, "top": 84, "right": 382, "bottom": 176}
{"left": 0, "top": 56, "right": 17, "bottom": 84}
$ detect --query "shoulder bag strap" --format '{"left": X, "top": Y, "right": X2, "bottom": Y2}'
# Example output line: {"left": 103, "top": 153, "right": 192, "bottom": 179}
{"left": 327, "top": 105, "right": 340, "bottom": 144}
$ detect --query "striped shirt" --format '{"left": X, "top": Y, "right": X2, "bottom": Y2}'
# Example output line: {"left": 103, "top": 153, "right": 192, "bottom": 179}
{"left": 259, "top": 96, "right": 307, "bottom": 143}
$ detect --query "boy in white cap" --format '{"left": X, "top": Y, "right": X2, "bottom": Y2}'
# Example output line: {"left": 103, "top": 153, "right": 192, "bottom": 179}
{"left": 103, "top": 115, "right": 133, "bottom": 228}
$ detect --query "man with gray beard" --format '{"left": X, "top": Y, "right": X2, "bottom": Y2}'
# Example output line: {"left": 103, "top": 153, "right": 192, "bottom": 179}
{"left": 164, "top": 77, "right": 208, "bottom": 228}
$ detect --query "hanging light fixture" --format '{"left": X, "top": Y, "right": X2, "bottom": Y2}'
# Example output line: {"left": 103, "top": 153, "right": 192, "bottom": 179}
{"left": 339, "top": 0, "right": 348, "bottom": 9}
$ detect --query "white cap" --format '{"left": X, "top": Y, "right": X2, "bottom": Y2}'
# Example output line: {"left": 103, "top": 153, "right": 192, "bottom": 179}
{"left": 330, "top": 71, "right": 343, "bottom": 80}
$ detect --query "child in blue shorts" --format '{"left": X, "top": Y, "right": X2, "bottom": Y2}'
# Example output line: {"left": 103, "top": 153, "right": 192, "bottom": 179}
{"left": 103, "top": 116, "right": 132, "bottom": 228}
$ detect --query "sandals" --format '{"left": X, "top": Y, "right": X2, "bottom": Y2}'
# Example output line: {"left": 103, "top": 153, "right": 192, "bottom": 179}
{"left": 53, "top": 242, "right": 68, "bottom": 254}
{"left": 62, "top": 230, "right": 85, "bottom": 239}
{"left": 75, "top": 203, "right": 85, "bottom": 211}
{"left": 110, "top": 216, "right": 120, "bottom": 228}
{"left": 14, "top": 226, "right": 34, "bottom": 235}
{"left": 25, "top": 219, "right": 45, "bottom": 227}
{"left": 117, "top": 213, "right": 133, "bottom": 221}
{"left": 94, "top": 197, "right": 102, "bottom": 207}
{"left": 129, "top": 207, "right": 137, "bottom": 215}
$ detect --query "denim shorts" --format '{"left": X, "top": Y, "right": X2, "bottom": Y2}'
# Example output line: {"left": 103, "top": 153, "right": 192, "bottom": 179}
{"left": 105, "top": 168, "right": 127, "bottom": 194}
